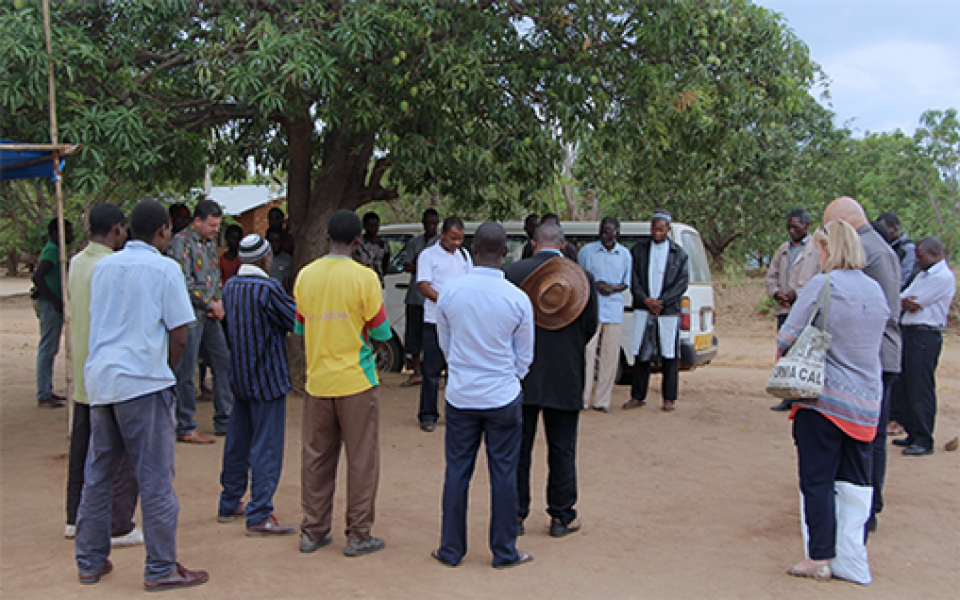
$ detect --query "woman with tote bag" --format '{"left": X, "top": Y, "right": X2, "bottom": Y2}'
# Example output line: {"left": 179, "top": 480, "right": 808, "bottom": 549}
{"left": 776, "top": 220, "right": 888, "bottom": 584}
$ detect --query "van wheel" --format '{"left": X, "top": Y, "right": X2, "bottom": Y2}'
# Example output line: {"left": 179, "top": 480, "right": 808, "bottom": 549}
{"left": 373, "top": 335, "right": 404, "bottom": 373}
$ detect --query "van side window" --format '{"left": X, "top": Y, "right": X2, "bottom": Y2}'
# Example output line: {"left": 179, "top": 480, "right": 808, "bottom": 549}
{"left": 682, "top": 231, "right": 711, "bottom": 284}
{"left": 382, "top": 235, "right": 413, "bottom": 275}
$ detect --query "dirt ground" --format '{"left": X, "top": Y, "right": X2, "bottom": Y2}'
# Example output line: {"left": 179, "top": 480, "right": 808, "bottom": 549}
{"left": 1, "top": 280, "right": 958, "bottom": 599}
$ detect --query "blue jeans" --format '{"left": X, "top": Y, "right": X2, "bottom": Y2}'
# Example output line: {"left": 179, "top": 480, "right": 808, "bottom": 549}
{"left": 33, "top": 298, "right": 62, "bottom": 400}
{"left": 76, "top": 389, "right": 180, "bottom": 582}
{"left": 174, "top": 318, "right": 233, "bottom": 436}
{"left": 438, "top": 396, "right": 522, "bottom": 567}
{"left": 219, "top": 396, "right": 287, "bottom": 527}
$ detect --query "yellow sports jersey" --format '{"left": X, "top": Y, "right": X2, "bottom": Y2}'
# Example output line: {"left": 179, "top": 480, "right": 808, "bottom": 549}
{"left": 294, "top": 256, "right": 392, "bottom": 397}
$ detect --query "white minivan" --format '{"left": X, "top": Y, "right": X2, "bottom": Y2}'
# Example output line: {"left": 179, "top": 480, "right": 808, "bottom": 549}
{"left": 372, "top": 221, "right": 719, "bottom": 382}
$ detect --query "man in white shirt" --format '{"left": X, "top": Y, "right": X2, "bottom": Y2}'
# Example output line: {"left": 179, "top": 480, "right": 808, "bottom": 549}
{"left": 578, "top": 217, "right": 632, "bottom": 412}
{"left": 416, "top": 216, "right": 472, "bottom": 431}
{"left": 432, "top": 222, "right": 535, "bottom": 569}
{"left": 892, "top": 237, "right": 956, "bottom": 456}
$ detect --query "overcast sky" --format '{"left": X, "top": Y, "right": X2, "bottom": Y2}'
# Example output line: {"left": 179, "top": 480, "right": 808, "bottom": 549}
{"left": 757, "top": 0, "right": 960, "bottom": 136}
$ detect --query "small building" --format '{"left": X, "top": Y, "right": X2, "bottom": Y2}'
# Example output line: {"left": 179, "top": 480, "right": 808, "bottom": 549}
{"left": 207, "top": 184, "right": 288, "bottom": 240}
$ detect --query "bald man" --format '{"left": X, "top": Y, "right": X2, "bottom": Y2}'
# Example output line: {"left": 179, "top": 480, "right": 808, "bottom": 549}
{"left": 822, "top": 197, "right": 901, "bottom": 534}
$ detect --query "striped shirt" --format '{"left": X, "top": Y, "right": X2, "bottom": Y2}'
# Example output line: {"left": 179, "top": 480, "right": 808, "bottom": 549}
{"left": 222, "top": 265, "right": 297, "bottom": 402}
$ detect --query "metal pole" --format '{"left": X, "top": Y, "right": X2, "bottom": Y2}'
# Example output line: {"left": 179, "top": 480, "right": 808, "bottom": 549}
{"left": 43, "top": 0, "right": 73, "bottom": 431}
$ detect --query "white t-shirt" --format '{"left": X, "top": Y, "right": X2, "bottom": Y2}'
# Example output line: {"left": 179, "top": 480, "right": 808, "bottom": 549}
{"left": 416, "top": 243, "right": 472, "bottom": 323}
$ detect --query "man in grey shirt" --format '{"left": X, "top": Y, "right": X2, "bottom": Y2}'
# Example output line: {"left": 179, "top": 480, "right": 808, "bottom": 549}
{"left": 824, "top": 197, "right": 901, "bottom": 535}
{"left": 399, "top": 208, "right": 440, "bottom": 387}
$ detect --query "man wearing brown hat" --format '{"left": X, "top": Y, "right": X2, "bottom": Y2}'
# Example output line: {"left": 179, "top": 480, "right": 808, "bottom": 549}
{"left": 504, "top": 223, "right": 598, "bottom": 538}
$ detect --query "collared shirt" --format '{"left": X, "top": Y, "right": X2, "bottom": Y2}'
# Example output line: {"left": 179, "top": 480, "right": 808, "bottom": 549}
{"left": 786, "top": 235, "right": 809, "bottom": 283}
{"left": 68, "top": 242, "right": 112, "bottom": 404}
{"left": 167, "top": 226, "right": 222, "bottom": 318}
{"left": 417, "top": 242, "right": 472, "bottom": 324}
{"left": 223, "top": 264, "right": 297, "bottom": 402}
{"left": 578, "top": 241, "right": 632, "bottom": 323}
{"left": 437, "top": 267, "right": 535, "bottom": 410}
{"left": 401, "top": 233, "right": 439, "bottom": 305}
{"left": 85, "top": 241, "right": 195, "bottom": 405}
{"left": 648, "top": 240, "right": 670, "bottom": 299}
{"left": 900, "top": 260, "right": 956, "bottom": 329}
{"left": 294, "top": 256, "right": 392, "bottom": 397}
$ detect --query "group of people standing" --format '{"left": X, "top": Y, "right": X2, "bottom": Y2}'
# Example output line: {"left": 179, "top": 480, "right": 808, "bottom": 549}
{"left": 765, "top": 197, "right": 955, "bottom": 584}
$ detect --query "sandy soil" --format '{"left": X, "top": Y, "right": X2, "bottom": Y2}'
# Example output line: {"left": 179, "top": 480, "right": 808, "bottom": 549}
{"left": 1, "top": 288, "right": 958, "bottom": 599}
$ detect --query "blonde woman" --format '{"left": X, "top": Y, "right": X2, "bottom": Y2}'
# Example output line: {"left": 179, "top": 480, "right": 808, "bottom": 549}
{"left": 776, "top": 220, "right": 889, "bottom": 584}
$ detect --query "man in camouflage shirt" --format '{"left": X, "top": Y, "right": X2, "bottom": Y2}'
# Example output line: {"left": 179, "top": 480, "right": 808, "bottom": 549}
{"left": 167, "top": 200, "right": 233, "bottom": 443}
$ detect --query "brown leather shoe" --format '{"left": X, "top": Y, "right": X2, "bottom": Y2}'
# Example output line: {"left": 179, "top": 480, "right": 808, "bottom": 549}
{"left": 144, "top": 562, "right": 209, "bottom": 592}
{"left": 662, "top": 400, "right": 676, "bottom": 412}
{"left": 246, "top": 514, "right": 296, "bottom": 537}
{"left": 79, "top": 558, "right": 113, "bottom": 585}
{"left": 622, "top": 398, "right": 646, "bottom": 410}
{"left": 177, "top": 431, "right": 214, "bottom": 444}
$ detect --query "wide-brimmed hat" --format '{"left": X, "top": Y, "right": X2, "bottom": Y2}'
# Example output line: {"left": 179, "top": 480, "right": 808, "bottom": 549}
{"left": 520, "top": 257, "right": 589, "bottom": 330}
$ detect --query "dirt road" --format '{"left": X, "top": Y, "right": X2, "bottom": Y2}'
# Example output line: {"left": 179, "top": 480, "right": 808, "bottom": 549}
{"left": 1, "top": 291, "right": 957, "bottom": 599}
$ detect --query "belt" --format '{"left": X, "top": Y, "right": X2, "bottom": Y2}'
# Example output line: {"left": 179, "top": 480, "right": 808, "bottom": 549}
{"left": 902, "top": 324, "right": 942, "bottom": 332}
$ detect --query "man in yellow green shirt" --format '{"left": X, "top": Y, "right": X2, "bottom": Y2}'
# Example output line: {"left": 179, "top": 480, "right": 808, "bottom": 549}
{"left": 295, "top": 210, "right": 392, "bottom": 558}
{"left": 65, "top": 204, "right": 142, "bottom": 547}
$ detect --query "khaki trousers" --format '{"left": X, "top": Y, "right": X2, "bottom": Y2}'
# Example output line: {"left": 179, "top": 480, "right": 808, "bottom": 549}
{"left": 301, "top": 387, "right": 380, "bottom": 542}
{"left": 583, "top": 322, "right": 622, "bottom": 410}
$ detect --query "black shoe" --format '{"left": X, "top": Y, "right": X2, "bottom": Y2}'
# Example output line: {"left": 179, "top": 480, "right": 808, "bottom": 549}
{"left": 770, "top": 400, "right": 792, "bottom": 411}
{"left": 892, "top": 437, "right": 914, "bottom": 447}
{"left": 420, "top": 421, "right": 436, "bottom": 432}
{"left": 549, "top": 518, "right": 581, "bottom": 538}
{"left": 902, "top": 445, "right": 934, "bottom": 456}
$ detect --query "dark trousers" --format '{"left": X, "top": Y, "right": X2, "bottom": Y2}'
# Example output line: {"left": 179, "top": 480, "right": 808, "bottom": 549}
{"left": 792, "top": 409, "right": 871, "bottom": 561}
{"left": 438, "top": 396, "right": 522, "bottom": 567}
{"left": 776, "top": 314, "right": 788, "bottom": 330}
{"left": 174, "top": 318, "right": 233, "bottom": 436}
{"left": 66, "top": 402, "right": 139, "bottom": 536}
{"left": 518, "top": 405, "right": 579, "bottom": 525}
{"left": 631, "top": 357, "right": 679, "bottom": 402}
{"left": 219, "top": 396, "right": 287, "bottom": 527}
{"left": 419, "top": 323, "right": 443, "bottom": 424}
{"left": 900, "top": 328, "right": 942, "bottom": 450}
{"left": 76, "top": 390, "right": 180, "bottom": 582}
{"left": 868, "top": 372, "right": 898, "bottom": 522}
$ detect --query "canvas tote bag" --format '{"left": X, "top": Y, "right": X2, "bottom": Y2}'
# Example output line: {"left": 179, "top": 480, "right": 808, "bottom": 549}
{"left": 765, "top": 275, "right": 831, "bottom": 399}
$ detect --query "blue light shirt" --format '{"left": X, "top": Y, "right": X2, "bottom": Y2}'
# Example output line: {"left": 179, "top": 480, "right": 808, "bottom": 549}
{"left": 578, "top": 241, "right": 632, "bottom": 323}
{"left": 437, "top": 267, "right": 535, "bottom": 410}
{"left": 85, "top": 241, "right": 195, "bottom": 405}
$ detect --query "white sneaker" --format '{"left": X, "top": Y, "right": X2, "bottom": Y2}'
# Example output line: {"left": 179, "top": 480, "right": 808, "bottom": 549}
{"left": 111, "top": 526, "right": 144, "bottom": 548}
{"left": 64, "top": 524, "right": 76, "bottom": 539}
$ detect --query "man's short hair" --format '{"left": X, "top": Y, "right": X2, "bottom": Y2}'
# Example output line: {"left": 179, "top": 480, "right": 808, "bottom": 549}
{"left": 473, "top": 222, "right": 506, "bottom": 256}
{"left": 442, "top": 216, "right": 464, "bottom": 233}
{"left": 916, "top": 236, "right": 944, "bottom": 256}
{"left": 534, "top": 222, "right": 565, "bottom": 246}
{"left": 871, "top": 219, "right": 892, "bottom": 244}
{"left": 47, "top": 218, "right": 59, "bottom": 237}
{"left": 524, "top": 213, "right": 540, "bottom": 225}
{"left": 877, "top": 211, "right": 900, "bottom": 228}
{"left": 225, "top": 223, "right": 244, "bottom": 238}
{"left": 130, "top": 199, "right": 171, "bottom": 242}
{"left": 327, "top": 209, "right": 362, "bottom": 244}
{"left": 541, "top": 212, "right": 560, "bottom": 225}
{"left": 363, "top": 211, "right": 380, "bottom": 224}
{"left": 268, "top": 207, "right": 285, "bottom": 219}
{"left": 788, "top": 208, "right": 811, "bottom": 225}
{"left": 193, "top": 199, "right": 223, "bottom": 220}
{"left": 88, "top": 204, "right": 126, "bottom": 236}
{"left": 600, "top": 216, "right": 620, "bottom": 230}
{"left": 422, "top": 208, "right": 439, "bottom": 221}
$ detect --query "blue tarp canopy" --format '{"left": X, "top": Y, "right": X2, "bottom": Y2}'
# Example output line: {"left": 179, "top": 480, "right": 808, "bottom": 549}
{"left": 0, "top": 139, "right": 79, "bottom": 181}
